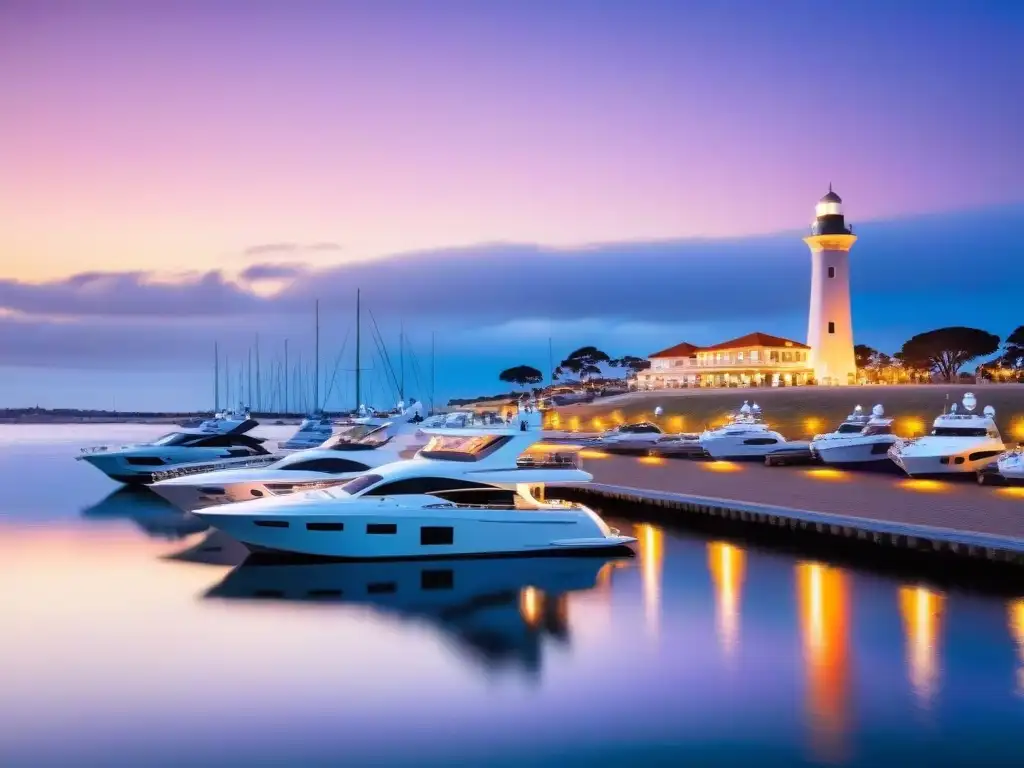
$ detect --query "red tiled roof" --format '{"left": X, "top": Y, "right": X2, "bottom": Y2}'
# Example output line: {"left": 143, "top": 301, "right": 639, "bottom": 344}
{"left": 700, "top": 332, "right": 809, "bottom": 351}
{"left": 648, "top": 341, "right": 700, "bottom": 358}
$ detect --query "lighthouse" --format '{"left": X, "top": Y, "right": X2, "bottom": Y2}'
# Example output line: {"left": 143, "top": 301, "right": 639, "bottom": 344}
{"left": 804, "top": 186, "right": 857, "bottom": 385}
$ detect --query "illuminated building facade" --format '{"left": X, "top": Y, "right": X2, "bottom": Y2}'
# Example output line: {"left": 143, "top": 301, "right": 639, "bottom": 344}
{"left": 636, "top": 332, "right": 813, "bottom": 389}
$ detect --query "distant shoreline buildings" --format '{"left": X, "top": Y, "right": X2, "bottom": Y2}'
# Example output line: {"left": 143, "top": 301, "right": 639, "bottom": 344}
{"left": 636, "top": 189, "right": 857, "bottom": 389}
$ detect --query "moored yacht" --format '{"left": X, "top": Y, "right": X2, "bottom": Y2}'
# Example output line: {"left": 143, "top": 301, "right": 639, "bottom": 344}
{"left": 192, "top": 413, "right": 635, "bottom": 560}
{"left": 699, "top": 402, "right": 789, "bottom": 459}
{"left": 810, "top": 404, "right": 898, "bottom": 466}
{"left": 279, "top": 413, "right": 335, "bottom": 451}
{"left": 150, "top": 419, "right": 428, "bottom": 513}
{"left": 889, "top": 392, "right": 1006, "bottom": 477}
{"left": 977, "top": 447, "right": 1024, "bottom": 485}
{"left": 76, "top": 419, "right": 271, "bottom": 484}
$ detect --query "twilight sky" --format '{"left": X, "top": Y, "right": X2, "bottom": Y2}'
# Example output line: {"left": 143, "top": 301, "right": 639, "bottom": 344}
{"left": 0, "top": 0, "right": 1022, "bottom": 410}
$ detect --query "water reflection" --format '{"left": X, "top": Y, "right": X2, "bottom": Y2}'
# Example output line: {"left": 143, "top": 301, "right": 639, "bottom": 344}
{"left": 898, "top": 586, "right": 944, "bottom": 710}
{"left": 633, "top": 523, "right": 663, "bottom": 638}
{"left": 80, "top": 487, "right": 208, "bottom": 540}
{"left": 163, "top": 529, "right": 249, "bottom": 566}
{"left": 205, "top": 555, "right": 625, "bottom": 677}
{"left": 1010, "top": 599, "right": 1024, "bottom": 697}
{"left": 707, "top": 541, "right": 746, "bottom": 662}
{"left": 796, "top": 562, "right": 851, "bottom": 765}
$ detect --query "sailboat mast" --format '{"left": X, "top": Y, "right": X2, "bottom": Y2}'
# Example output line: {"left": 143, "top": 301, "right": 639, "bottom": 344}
{"left": 284, "top": 339, "right": 289, "bottom": 414}
{"left": 399, "top": 321, "right": 405, "bottom": 402}
{"left": 355, "top": 288, "right": 361, "bottom": 411}
{"left": 430, "top": 331, "right": 435, "bottom": 414}
{"left": 314, "top": 299, "right": 320, "bottom": 413}
{"left": 247, "top": 347, "right": 252, "bottom": 408}
{"left": 214, "top": 341, "right": 220, "bottom": 412}
{"left": 548, "top": 336, "right": 554, "bottom": 385}
{"left": 255, "top": 333, "right": 261, "bottom": 413}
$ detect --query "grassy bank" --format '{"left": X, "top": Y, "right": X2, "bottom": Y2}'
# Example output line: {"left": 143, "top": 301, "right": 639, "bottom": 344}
{"left": 548, "top": 384, "right": 1024, "bottom": 442}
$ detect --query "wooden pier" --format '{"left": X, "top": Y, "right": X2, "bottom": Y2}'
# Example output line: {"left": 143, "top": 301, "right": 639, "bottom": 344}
{"left": 551, "top": 453, "right": 1024, "bottom": 573}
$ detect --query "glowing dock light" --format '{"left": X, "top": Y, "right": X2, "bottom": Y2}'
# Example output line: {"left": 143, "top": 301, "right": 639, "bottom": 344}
{"left": 805, "top": 467, "right": 848, "bottom": 481}
{"left": 804, "top": 417, "right": 823, "bottom": 435}
{"left": 900, "top": 479, "right": 947, "bottom": 493}
{"left": 638, "top": 455, "right": 665, "bottom": 466}
{"left": 704, "top": 460, "right": 741, "bottom": 473}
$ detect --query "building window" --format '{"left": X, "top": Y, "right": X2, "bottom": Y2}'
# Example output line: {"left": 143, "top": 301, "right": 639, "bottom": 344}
{"left": 769, "top": 350, "right": 779, "bottom": 362}
{"left": 828, "top": 322, "right": 835, "bottom": 334}
{"left": 750, "top": 350, "right": 759, "bottom": 362}
{"left": 828, "top": 266, "right": 835, "bottom": 278}
{"left": 737, "top": 351, "right": 744, "bottom": 362}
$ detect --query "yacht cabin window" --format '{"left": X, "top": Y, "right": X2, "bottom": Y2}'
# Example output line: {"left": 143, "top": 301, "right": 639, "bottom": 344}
{"left": 930, "top": 426, "right": 990, "bottom": 438}
{"left": 836, "top": 423, "right": 865, "bottom": 434}
{"left": 418, "top": 435, "right": 514, "bottom": 462}
{"left": 333, "top": 473, "right": 383, "bottom": 496}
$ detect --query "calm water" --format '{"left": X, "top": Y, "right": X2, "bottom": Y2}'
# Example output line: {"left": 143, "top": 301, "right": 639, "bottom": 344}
{"left": 2, "top": 424, "right": 1023, "bottom": 767}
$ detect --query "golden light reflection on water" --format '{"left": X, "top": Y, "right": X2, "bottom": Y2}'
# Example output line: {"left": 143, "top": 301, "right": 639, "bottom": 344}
{"left": 796, "top": 562, "right": 850, "bottom": 766}
{"left": 707, "top": 541, "right": 745, "bottom": 662}
{"left": 703, "top": 460, "right": 741, "bottom": 473}
{"left": 634, "top": 522, "right": 664, "bottom": 639}
{"left": 898, "top": 586, "right": 944, "bottom": 710}
{"left": 1009, "top": 599, "right": 1024, "bottom": 697}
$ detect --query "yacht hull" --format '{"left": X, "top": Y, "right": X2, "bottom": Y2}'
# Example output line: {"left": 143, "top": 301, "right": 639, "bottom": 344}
{"left": 888, "top": 450, "right": 1004, "bottom": 477}
{"left": 812, "top": 438, "right": 897, "bottom": 466}
{"left": 193, "top": 504, "right": 636, "bottom": 561}
{"left": 151, "top": 475, "right": 349, "bottom": 513}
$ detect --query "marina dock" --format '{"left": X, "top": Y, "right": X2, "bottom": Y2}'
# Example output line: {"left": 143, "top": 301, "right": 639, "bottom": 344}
{"left": 554, "top": 452, "right": 1024, "bottom": 570}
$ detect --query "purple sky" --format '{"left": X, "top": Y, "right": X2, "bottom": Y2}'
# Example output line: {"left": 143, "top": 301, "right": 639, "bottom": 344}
{"left": 0, "top": 1, "right": 1021, "bottom": 409}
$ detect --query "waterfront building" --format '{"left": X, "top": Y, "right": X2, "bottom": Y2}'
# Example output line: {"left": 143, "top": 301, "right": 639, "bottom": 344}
{"left": 636, "top": 332, "right": 813, "bottom": 388}
{"left": 637, "top": 188, "right": 857, "bottom": 389}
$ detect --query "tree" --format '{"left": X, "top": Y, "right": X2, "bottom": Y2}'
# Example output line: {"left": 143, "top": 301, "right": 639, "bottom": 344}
{"left": 898, "top": 327, "right": 1000, "bottom": 382}
{"left": 1001, "top": 325, "right": 1024, "bottom": 370}
{"left": 498, "top": 365, "right": 543, "bottom": 389}
{"left": 854, "top": 344, "right": 877, "bottom": 370}
{"left": 558, "top": 346, "right": 611, "bottom": 383}
{"left": 610, "top": 355, "right": 652, "bottom": 375}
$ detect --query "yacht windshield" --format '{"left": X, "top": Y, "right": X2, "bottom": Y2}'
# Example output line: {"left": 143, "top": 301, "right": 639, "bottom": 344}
{"left": 931, "top": 427, "right": 989, "bottom": 437}
{"left": 419, "top": 434, "right": 514, "bottom": 462}
{"left": 330, "top": 473, "right": 382, "bottom": 497}
{"left": 152, "top": 432, "right": 193, "bottom": 446}
{"left": 836, "top": 423, "right": 865, "bottom": 434}
{"left": 862, "top": 424, "right": 892, "bottom": 436}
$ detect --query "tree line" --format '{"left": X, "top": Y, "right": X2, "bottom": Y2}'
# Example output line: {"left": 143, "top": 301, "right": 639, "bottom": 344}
{"left": 856, "top": 325, "right": 1023, "bottom": 383}
{"left": 499, "top": 326, "right": 1024, "bottom": 389}
{"left": 498, "top": 346, "right": 650, "bottom": 388}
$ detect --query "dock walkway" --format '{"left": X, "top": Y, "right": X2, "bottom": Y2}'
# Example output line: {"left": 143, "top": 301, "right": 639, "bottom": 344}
{"left": 563, "top": 454, "right": 1024, "bottom": 565}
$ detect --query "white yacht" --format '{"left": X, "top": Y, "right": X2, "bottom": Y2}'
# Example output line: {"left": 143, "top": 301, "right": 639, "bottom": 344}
{"left": 597, "top": 422, "right": 665, "bottom": 445}
{"left": 699, "top": 402, "right": 789, "bottom": 459}
{"left": 888, "top": 392, "right": 1006, "bottom": 477}
{"left": 193, "top": 403, "right": 253, "bottom": 433}
{"left": 977, "top": 448, "right": 1024, "bottom": 485}
{"left": 810, "top": 404, "right": 898, "bottom": 466}
{"left": 150, "top": 420, "right": 428, "bottom": 513}
{"left": 76, "top": 420, "right": 271, "bottom": 485}
{"left": 191, "top": 414, "right": 636, "bottom": 560}
{"left": 279, "top": 413, "right": 335, "bottom": 451}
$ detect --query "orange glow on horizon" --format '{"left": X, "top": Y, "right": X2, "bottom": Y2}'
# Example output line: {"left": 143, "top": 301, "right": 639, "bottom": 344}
{"left": 707, "top": 541, "right": 746, "bottom": 662}
{"left": 898, "top": 585, "right": 944, "bottom": 709}
{"left": 797, "top": 562, "right": 851, "bottom": 765}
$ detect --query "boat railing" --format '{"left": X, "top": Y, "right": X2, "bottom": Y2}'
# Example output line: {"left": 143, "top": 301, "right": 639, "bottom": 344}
{"left": 423, "top": 499, "right": 583, "bottom": 510}
{"left": 515, "top": 452, "right": 580, "bottom": 469}
{"left": 151, "top": 454, "right": 279, "bottom": 481}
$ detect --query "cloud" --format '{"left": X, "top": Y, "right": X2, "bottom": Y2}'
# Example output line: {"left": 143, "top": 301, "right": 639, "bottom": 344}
{"left": 243, "top": 243, "right": 300, "bottom": 257}
{"left": 239, "top": 262, "right": 310, "bottom": 281}
{"left": 0, "top": 205, "right": 1020, "bottom": 372}
{"left": 242, "top": 241, "right": 342, "bottom": 258}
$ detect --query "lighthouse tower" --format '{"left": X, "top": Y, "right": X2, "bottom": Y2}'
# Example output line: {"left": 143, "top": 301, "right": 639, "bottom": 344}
{"left": 805, "top": 186, "right": 857, "bottom": 385}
